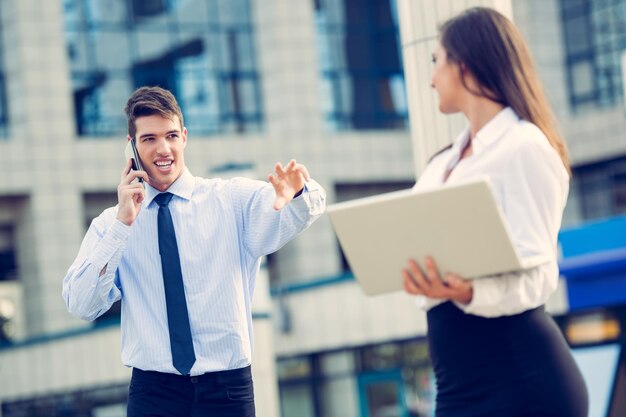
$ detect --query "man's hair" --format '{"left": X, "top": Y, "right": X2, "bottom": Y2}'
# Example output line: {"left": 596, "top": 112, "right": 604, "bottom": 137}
{"left": 124, "top": 86, "right": 184, "bottom": 138}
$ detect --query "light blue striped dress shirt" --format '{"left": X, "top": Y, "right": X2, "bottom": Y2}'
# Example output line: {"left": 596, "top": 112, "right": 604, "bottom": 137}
{"left": 63, "top": 168, "right": 325, "bottom": 375}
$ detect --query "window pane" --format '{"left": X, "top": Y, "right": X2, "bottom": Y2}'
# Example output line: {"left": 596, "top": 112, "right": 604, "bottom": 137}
{"left": 320, "top": 351, "right": 355, "bottom": 375}
{"left": 571, "top": 60, "right": 595, "bottom": 96}
{"left": 571, "top": 157, "right": 626, "bottom": 221}
{"left": 280, "top": 386, "right": 315, "bottom": 417}
{"left": 86, "top": 0, "right": 127, "bottom": 24}
{"left": 403, "top": 366, "right": 436, "bottom": 417}
{"left": 216, "top": 0, "right": 251, "bottom": 25}
{"left": 172, "top": 0, "right": 210, "bottom": 25}
{"left": 565, "top": 15, "right": 591, "bottom": 55}
{"left": 94, "top": 31, "right": 131, "bottom": 70}
{"left": 562, "top": 0, "right": 625, "bottom": 109}
{"left": 315, "top": 0, "right": 407, "bottom": 131}
{"left": 320, "top": 377, "right": 359, "bottom": 417}
{"left": 361, "top": 343, "right": 402, "bottom": 371}
{"left": 277, "top": 357, "right": 312, "bottom": 380}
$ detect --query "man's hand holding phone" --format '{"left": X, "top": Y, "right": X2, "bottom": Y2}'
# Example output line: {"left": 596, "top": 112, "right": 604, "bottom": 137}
{"left": 124, "top": 138, "right": 144, "bottom": 181}
{"left": 118, "top": 139, "right": 148, "bottom": 226}
{"left": 117, "top": 159, "right": 149, "bottom": 226}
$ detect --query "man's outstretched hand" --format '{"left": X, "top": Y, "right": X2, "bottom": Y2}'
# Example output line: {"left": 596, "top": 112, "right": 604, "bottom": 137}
{"left": 269, "top": 159, "right": 310, "bottom": 211}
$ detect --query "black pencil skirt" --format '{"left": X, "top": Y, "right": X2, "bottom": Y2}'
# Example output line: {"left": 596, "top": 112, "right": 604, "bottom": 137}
{"left": 427, "top": 302, "right": 588, "bottom": 417}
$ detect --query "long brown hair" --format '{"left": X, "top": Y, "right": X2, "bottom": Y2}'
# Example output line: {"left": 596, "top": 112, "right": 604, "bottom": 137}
{"left": 440, "top": 7, "right": 570, "bottom": 173}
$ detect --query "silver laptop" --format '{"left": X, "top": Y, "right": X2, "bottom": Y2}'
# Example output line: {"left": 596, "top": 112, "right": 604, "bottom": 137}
{"left": 327, "top": 179, "right": 549, "bottom": 295}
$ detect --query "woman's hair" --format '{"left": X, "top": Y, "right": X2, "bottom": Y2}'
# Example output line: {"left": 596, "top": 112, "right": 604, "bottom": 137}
{"left": 439, "top": 7, "right": 570, "bottom": 173}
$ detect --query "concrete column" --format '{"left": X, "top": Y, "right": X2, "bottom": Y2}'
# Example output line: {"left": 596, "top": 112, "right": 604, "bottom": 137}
{"left": 2, "top": 0, "right": 85, "bottom": 336}
{"left": 396, "top": 0, "right": 513, "bottom": 176}
{"left": 251, "top": 264, "right": 281, "bottom": 417}
{"left": 253, "top": 0, "right": 324, "bottom": 142}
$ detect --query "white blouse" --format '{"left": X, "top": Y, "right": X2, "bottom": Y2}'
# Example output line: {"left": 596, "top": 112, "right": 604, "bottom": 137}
{"left": 414, "top": 107, "right": 569, "bottom": 317}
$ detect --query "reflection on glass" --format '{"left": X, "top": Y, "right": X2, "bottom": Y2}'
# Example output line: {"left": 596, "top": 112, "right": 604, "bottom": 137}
{"left": 315, "top": 0, "right": 407, "bottom": 131}
{"left": 320, "top": 350, "right": 355, "bottom": 375}
{"left": 63, "top": 0, "right": 262, "bottom": 136}
{"left": 561, "top": 0, "right": 626, "bottom": 109}
{"left": 362, "top": 343, "right": 402, "bottom": 371}
{"left": 321, "top": 377, "right": 359, "bottom": 417}
{"left": 280, "top": 385, "right": 315, "bottom": 417}
{"left": 402, "top": 367, "right": 436, "bottom": 417}
{"left": 277, "top": 357, "right": 312, "bottom": 380}
{"left": 365, "top": 380, "right": 405, "bottom": 417}
{"left": 573, "top": 156, "right": 626, "bottom": 220}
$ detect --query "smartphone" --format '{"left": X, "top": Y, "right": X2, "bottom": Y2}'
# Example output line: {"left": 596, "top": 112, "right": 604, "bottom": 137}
{"left": 124, "top": 138, "right": 144, "bottom": 183}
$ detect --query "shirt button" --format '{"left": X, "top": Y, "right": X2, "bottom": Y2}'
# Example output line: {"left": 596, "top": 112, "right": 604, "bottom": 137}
{"left": 190, "top": 377, "right": 198, "bottom": 384}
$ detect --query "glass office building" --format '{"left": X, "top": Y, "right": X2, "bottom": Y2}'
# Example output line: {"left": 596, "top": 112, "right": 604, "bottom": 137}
{"left": 63, "top": 0, "right": 263, "bottom": 136}
{"left": 1, "top": 0, "right": 626, "bottom": 416}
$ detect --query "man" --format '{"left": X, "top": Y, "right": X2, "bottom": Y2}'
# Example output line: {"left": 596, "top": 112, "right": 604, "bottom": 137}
{"left": 62, "top": 86, "right": 325, "bottom": 416}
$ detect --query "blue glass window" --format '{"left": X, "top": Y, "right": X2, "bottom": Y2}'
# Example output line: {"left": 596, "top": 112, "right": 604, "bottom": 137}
{"left": 63, "top": 0, "right": 263, "bottom": 136}
{"left": 573, "top": 155, "right": 626, "bottom": 220}
{"left": 561, "top": 0, "right": 626, "bottom": 110}
{"left": 315, "top": 0, "right": 408, "bottom": 131}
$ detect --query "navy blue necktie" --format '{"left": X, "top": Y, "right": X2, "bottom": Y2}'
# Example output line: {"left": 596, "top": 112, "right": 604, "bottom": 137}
{"left": 155, "top": 192, "right": 196, "bottom": 375}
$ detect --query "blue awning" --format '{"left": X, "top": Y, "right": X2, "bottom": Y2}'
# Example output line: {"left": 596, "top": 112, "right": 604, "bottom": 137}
{"left": 559, "top": 217, "right": 626, "bottom": 311}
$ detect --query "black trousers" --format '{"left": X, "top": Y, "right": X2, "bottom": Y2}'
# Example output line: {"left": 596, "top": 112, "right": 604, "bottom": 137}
{"left": 427, "top": 302, "right": 588, "bottom": 417}
{"left": 127, "top": 366, "right": 255, "bottom": 417}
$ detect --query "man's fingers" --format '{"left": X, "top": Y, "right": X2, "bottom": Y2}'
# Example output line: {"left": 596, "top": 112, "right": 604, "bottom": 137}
{"left": 121, "top": 159, "right": 133, "bottom": 181}
{"left": 119, "top": 183, "right": 145, "bottom": 198}
{"left": 128, "top": 170, "right": 148, "bottom": 184}
{"left": 274, "top": 160, "right": 309, "bottom": 182}
{"left": 274, "top": 162, "right": 285, "bottom": 177}
{"left": 120, "top": 161, "right": 148, "bottom": 185}
{"left": 285, "top": 159, "right": 296, "bottom": 171}
{"left": 268, "top": 174, "right": 279, "bottom": 188}
{"left": 295, "top": 163, "right": 310, "bottom": 181}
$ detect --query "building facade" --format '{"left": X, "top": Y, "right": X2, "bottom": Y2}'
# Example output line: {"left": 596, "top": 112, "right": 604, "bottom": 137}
{"left": 0, "top": 0, "right": 625, "bottom": 416}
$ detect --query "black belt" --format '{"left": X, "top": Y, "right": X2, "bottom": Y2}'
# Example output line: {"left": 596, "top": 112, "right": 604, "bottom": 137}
{"left": 132, "top": 365, "right": 251, "bottom": 385}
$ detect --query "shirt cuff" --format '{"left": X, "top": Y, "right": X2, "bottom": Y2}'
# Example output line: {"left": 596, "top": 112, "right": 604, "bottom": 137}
{"left": 297, "top": 179, "right": 326, "bottom": 216}
{"left": 88, "top": 219, "right": 131, "bottom": 270}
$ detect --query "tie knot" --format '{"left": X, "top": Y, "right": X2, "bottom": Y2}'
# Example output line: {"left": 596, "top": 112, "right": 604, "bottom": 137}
{"left": 155, "top": 192, "right": 174, "bottom": 207}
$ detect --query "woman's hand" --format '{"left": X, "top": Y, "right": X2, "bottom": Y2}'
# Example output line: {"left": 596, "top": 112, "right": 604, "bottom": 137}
{"left": 403, "top": 256, "right": 473, "bottom": 304}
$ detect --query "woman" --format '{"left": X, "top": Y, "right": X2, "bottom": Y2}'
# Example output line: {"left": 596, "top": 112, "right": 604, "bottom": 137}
{"left": 402, "top": 7, "right": 588, "bottom": 417}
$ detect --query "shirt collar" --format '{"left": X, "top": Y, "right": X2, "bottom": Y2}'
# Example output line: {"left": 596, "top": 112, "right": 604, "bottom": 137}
{"left": 444, "top": 107, "right": 519, "bottom": 173}
{"left": 472, "top": 107, "right": 519, "bottom": 154}
{"left": 144, "top": 168, "right": 195, "bottom": 207}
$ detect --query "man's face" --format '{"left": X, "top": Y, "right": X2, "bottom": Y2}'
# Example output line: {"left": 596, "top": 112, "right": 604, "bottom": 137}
{"left": 132, "top": 114, "right": 187, "bottom": 192}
